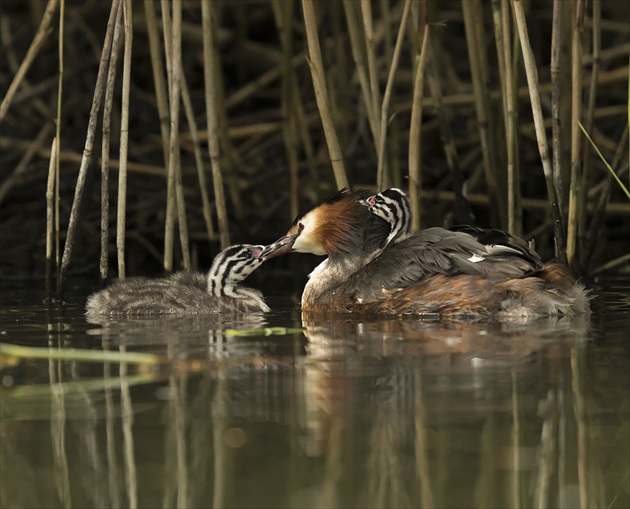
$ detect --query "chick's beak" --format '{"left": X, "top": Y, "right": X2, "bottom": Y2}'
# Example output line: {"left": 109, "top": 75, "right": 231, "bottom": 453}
{"left": 260, "top": 234, "right": 299, "bottom": 259}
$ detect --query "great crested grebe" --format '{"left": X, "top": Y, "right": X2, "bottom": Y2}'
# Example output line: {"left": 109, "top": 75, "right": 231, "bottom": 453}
{"left": 86, "top": 244, "right": 270, "bottom": 315}
{"left": 262, "top": 188, "right": 590, "bottom": 319}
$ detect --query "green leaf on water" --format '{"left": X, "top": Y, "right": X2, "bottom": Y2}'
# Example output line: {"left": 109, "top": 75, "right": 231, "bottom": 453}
{"left": 0, "top": 342, "right": 163, "bottom": 364}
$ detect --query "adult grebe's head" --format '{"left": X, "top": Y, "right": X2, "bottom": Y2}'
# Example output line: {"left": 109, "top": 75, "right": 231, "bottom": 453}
{"left": 363, "top": 188, "right": 412, "bottom": 246}
{"left": 262, "top": 188, "right": 374, "bottom": 260}
{"left": 207, "top": 244, "right": 266, "bottom": 296}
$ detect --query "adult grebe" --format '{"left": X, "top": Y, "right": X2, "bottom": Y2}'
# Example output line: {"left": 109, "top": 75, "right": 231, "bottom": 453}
{"left": 262, "top": 188, "right": 590, "bottom": 319}
{"left": 86, "top": 244, "right": 270, "bottom": 315}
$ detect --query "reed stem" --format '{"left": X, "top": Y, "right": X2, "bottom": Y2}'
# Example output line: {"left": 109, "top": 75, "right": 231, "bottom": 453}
{"left": 45, "top": 137, "right": 58, "bottom": 295}
{"left": 117, "top": 0, "right": 133, "bottom": 280}
{"left": 272, "top": 0, "right": 298, "bottom": 219}
{"left": 201, "top": 0, "right": 231, "bottom": 248}
{"left": 58, "top": 0, "right": 121, "bottom": 294}
{"left": 301, "top": 0, "right": 349, "bottom": 190}
{"left": 567, "top": 0, "right": 586, "bottom": 268}
{"left": 511, "top": 0, "right": 566, "bottom": 262}
{"left": 408, "top": 25, "right": 430, "bottom": 233}
{"left": 100, "top": 3, "right": 124, "bottom": 281}
{"left": 144, "top": 0, "right": 170, "bottom": 164}
{"left": 463, "top": 0, "right": 503, "bottom": 227}
{"left": 377, "top": 0, "right": 411, "bottom": 195}
{"left": 343, "top": 0, "right": 378, "bottom": 146}
{"left": 170, "top": 3, "right": 191, "bottom": 270}
{"left": 181, "top": 71, "right": 215, "bottom": 243}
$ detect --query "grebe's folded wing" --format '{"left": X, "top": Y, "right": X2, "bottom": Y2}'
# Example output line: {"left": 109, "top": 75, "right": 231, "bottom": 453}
{"left": 449, "top": 225, "right": 543, "bottom": 268}
{"left": 338, "top": 227, "right": 540, "bottom": 301}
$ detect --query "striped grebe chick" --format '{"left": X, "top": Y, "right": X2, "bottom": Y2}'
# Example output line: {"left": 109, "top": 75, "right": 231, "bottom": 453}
{"left": 262, "top": 188, "right": 590, "bottom": 320}
{"left": 86, "top": 244, "right": 270, "bottom": 316}
{"left": 362, "top": 187, "right": 412, "bottom": 247}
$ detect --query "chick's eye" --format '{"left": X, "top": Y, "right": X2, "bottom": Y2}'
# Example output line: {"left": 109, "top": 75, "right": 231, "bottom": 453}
{"left": 242, "top": 250, "right": 252, "bottom": 259}
{"left": 367, "top": 197, "right": 376, "bottom": 207}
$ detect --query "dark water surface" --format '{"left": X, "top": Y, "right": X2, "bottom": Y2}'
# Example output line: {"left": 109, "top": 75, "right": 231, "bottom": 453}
{"left": 1, "top": 281, "right": 628, "bottom": 509}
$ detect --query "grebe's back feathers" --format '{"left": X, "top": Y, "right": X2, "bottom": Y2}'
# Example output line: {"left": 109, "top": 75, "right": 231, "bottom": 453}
{"left": 449, "top": 225, "right": 543, "bottom": 269}
{"left": 330, "top": 227, "right": 542, "bottom": 304}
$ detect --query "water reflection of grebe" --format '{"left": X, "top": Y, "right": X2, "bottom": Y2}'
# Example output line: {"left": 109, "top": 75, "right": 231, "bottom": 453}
{"left": 86, "top": 245, "right": 270, "bottom": 315}
{"left": 263, "top": 188, "right": 590, "bottom": 320}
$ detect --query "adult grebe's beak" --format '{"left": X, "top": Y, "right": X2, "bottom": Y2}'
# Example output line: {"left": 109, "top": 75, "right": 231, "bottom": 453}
{"left": 260, "top": 234, "right": 299, "bottom": 259}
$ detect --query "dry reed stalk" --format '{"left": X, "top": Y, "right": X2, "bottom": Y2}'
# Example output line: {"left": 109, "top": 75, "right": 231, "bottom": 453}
{"left": 511, "top": 0, "right": 566, "bottom": 262}
{"left": 492, "top": 0, "right": 521, "bottom": 234}
{"left": 550, "top": 1, "right": 563, "bottom": 215}
{"left": 54, "top": 0, "right": 64, "bottom": 283}
{"left": 117, "top": 0, "right": 133, "bottom": 279}
{"left": 0, "top": 0, "right": 58, "bottom": 125}
{"left": 171, "top": 10, "right": 191, "bottom": 270}
{"left": 360, "top": 0, "right": 391, "bottom": 189}
{"left": 377, "top": 0, "right": 411, "bottom": 194}
{"left": 144, "top": 0, "right": 170, "bottom": 163}
{"left": 100, "top": 4, "right": 124, "bottom": 281}
{"left": 159, "top": 1, "right": 191, "bottom": 270}
{"left": 408, "top": 24, "right": 430, "bottom": 233}
{"left": 301, "top": 0, "right": 349, "bottom": 189}
{"left": 504, "top": 0, "right": 522, "bottom": 235}
{"left": 202, "top": 0, "right": 231, "bottom": 248}
{"left": 161, "top": 0, "right": 177, "bottom": 271}
{"left": 272, "top": 0, "right": 299, "bottom": 220}
{"left": 361, "top": 0, "right": 381, "bottom": 133}
{"left": 181, "top": 75, "right": 215, "bottom": 243}
{"left": 567, "top": 0, "right": 586, "bottom": 269}
{"left": 58, "top": 0, "right": 121, "bottom": 294}
{"left": 293, "top": 80, "right": 319, "bottom": 184}
{"left": 46, "top": 138, "right": 58, "bottom": 293}
{"left": 462, "top": 0, "right": 503, "bottom": 227}
{"left": 342, "top": 0, "right": 378, "bottom": 142}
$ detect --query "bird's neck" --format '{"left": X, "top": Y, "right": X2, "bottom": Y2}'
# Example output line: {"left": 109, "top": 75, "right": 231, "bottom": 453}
{"left": 303, "top": 252, "right": 367, "bottom": 306}
{"left": 207, "top": 276, "right": 269, "bottom": 312}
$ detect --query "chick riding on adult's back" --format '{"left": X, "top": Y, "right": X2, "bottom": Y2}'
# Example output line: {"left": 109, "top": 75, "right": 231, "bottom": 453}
{"left": 262, "top": 188, "right": 589, "bottom": 320}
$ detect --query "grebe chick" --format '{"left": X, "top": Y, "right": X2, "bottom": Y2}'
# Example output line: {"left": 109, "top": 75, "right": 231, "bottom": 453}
{"left": 86, "top": 244, "right": 270, "bottom": 316}
{"left": 262, "top": 188, "right": 590, "bottom": 319}
{"left": 363, "top": 187, "right": 412, "bottom": 247}
{"left": 366, "top": 188, "right": 541, "bottom": 265}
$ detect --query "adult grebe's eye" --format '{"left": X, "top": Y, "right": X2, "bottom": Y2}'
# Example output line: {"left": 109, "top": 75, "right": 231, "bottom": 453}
{"left": 298, "top": 222, "right": 305, "bottom": 232}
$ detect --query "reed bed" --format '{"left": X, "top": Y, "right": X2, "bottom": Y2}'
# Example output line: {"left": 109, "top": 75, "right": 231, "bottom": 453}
{"left": 0, "top": 0, "right": 628, "bottom": 288}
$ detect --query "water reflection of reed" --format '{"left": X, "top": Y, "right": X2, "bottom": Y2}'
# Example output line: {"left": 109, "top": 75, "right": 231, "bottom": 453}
{"left": 2, "top": 313, "right": 626, "bottom": 508}
{"left": 88, "top": 313, "right": 269, "bottom": 360}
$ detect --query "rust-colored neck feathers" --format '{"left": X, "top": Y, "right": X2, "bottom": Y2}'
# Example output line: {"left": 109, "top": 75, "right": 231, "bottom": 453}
{"left": 289, "top": 189, "right": 371, "bottom": 259}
